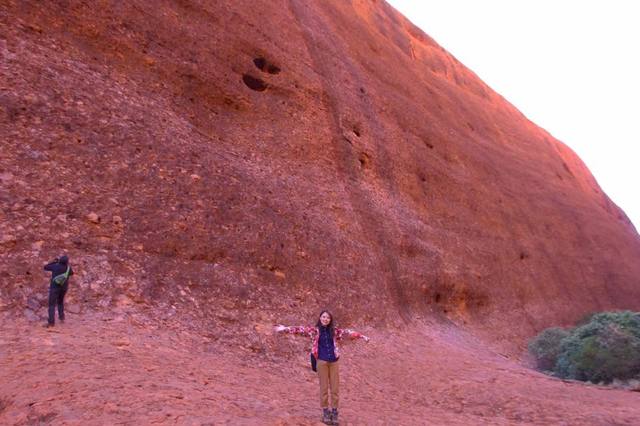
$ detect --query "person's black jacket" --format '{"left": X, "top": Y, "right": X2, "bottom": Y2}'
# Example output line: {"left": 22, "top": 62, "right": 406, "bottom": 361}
{"left": 44, "top": 255, "right": 74, "bottom": 284}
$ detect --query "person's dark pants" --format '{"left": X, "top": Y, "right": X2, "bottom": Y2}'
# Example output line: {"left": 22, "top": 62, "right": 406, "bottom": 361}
{"left": 48, "top": 282, "right": 68, "bottom": 325}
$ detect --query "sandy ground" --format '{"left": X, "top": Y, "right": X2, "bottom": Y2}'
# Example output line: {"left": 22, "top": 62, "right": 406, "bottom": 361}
{"left": 1, "top": 307, "right": 639, "bottom": 425}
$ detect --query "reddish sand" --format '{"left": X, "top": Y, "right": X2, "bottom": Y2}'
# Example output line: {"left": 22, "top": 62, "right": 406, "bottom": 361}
{"left": 2, "top": 309, "right": 640, "bottom": 425}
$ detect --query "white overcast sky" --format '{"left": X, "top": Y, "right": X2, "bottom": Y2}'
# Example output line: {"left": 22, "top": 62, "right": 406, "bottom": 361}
{"left": 387, "top": 0, "right": 640, "bottom": 231}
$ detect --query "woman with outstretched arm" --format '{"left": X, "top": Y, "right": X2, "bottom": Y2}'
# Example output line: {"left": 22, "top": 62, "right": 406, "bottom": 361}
{"left": 274, "top": 310, "right": 370, "bottom": 425}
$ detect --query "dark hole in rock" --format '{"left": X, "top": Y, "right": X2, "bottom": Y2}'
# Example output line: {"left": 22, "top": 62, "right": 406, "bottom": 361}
{"left": 253, "top": 57, "right": 281, "bottom": 74}
{"left": 423, "top": 139, "right": 434, "bottom": 149}
{"left": 267, "top": 64, "right": 281, "bottom": 74}
{"left": 358, "top": 152, "right": 370, "bottom": 168}
{"left": 253, "top": 57, "right": 266, "bottom": 70}
{"left": 429, "top": 281, "right": 489, "bottom": 315}
{"left": 520, "top": 252, "right": 528, "bottom": 260}
{"left": 360, "top": 87, "right": 366, "bottom": 94}
{"left": 353, "top": 127, "right": 361, "bottom": 137}
{"left": 419, "top": 174, "right": 426, "bottom": 182}
{"left": 242, "top": 74, "right": 267, "bottom": 91}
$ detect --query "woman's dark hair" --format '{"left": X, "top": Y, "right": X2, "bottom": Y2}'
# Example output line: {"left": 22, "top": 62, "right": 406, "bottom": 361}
{"left": 316, "top": 310, "right": 335, "bottom": 336}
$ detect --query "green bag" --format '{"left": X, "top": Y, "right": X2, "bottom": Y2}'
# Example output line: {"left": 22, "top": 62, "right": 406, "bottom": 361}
{"left": 53, "top": 266, "right": 70, "bottom": 285}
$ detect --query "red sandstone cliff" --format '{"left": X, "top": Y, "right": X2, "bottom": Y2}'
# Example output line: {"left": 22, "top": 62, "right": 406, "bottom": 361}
{"left": 3, "top": 1, "right": 640, "bottom": 424}
{"left": 2, "top": 0, "right": 640, "bottom": 345}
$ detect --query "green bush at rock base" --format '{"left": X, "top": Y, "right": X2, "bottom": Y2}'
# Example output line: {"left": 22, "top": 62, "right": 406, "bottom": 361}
{"left": 529, "top": 311, "right": 640, "bottom": 384}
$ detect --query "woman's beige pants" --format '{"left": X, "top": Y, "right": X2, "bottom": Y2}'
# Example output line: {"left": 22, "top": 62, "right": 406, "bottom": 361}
{"left": 317, "top": 359, "right": 339, "bottom": 408}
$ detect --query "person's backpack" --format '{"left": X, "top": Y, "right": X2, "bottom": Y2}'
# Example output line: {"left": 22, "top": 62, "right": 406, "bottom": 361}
{"left": 53, "top": 266, "right": 70, "bottom": 285}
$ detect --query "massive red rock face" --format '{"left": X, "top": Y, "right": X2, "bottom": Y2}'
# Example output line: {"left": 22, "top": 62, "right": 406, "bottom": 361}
{"left": 2, "top": 0, "right": 639, "bottom": 345}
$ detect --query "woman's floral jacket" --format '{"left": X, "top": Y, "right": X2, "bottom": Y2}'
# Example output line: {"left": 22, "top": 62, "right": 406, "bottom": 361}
{"left": 279, "top": 325, "right": 369, "bottom": 360}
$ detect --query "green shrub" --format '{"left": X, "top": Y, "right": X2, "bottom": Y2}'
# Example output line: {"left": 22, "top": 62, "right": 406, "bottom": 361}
{"left": 529, "top": 311, "right": 640, "bottom": 384}
{"left": 528, "top": 327, "right": 569, "bottom": 371}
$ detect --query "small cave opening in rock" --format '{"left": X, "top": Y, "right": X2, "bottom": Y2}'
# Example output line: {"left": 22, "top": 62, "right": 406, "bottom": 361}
{"left": 253, "top": 57, "right": 266, "bottom": 70}
{"left": 358, "top": 152, "right": 371, "bottom": 169}
{"left": 242, "top": 74, "right": 267, "bottom": 91}
{"left": 267, "top": 64, "right": 281, "bottom": 74}
{"left": 253, "top": 57, "right": 281, "bottom": 75}
{"left": 427, "top": 280, "right": 489, "bottom": 316}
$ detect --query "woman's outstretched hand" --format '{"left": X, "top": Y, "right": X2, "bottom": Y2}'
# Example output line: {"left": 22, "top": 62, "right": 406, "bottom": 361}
{"left": 364, "top": 336, "right": 371, "bottom": 343}
{"left": 274, "top": 325, "right": 287, "bottom": 332}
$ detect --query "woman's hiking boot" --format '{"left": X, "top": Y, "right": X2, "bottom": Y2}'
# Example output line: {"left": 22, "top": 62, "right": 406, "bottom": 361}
{"left": 331, "top": 408, "right": 339, "bottom": 425}
{"left": 322, "top": 408, "right": 332, "bottom": 424}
